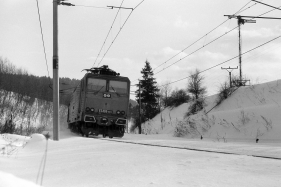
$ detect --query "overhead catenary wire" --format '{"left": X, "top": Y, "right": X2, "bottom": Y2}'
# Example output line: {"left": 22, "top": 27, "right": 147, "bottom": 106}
{"left": 158, "top": 35, "right": 281, "bottom": 88}
{"left": 96, "top": 9, "right": 133, "bottom": 67}
{"left": 153, "top": 26, "right": 238, "bottom": 76}
{"left": 131, "top": 1, "right": 258, "bottom": 84}
{"left": 251, "top": 0, "right": 281, "bottom": 11}
{"left": 134, "top": 0, "right": 145, "bottom": 10}
{"left": 235, "top": 0, "right": 261, "bottom": 15}
{"left": 254, "top": 4, "right": 281, "bottom": 17}
{"left": 96, "top": 0, "right": 145, "bottom": 67}
{"left": 93, "top": 0, "right": 126, "bottom": 67}
{"left": 133, "top": 2, "right": 280, "bottom": 85}
{"left": 59, "top": 0, "right": 139, "bottom": 68}
{"left": 35, "top": 0, "right": 51, "bottom": 85}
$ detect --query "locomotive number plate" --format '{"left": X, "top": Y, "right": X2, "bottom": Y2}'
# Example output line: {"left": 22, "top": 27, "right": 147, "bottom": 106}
{"left": 98, "top": 109, "right": 113, "bottom": 114}
{"left": 103, "top": 93, "right": 111, "bottom": 98}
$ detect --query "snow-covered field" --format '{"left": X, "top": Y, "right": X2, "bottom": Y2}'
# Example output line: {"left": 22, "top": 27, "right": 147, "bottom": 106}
{"left": 1, "top": 132, "right": 281, "bottom": 187}
{"left": 1, "top": 80, "right": 281, "bottom": 186}
{"left": 142, "top": 79, "right": 281, "bottom": 142}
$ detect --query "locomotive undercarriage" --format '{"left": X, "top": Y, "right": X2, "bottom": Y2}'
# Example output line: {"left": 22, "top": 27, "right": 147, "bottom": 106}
{"left": 68, "top": 121, "right": 125, "bottom": 138}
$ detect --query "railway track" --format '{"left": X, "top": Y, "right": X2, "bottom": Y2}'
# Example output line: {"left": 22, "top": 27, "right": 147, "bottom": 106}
{"left": 98, "top": 137, "right": 281, "bottom": 160}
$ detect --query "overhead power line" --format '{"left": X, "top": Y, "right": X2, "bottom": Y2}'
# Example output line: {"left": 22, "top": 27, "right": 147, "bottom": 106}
{"left": 133, "top": 2, "right": 281, "bottom": 84}
{"left": 93, "top": 0, "right": 126, "bottom": 67}
{"left": 96, "top": 0, "right": 145, "bottom": 67}
{"left": 159, "top": 35, "right": 281, "bottom": 88}
{"left": 251, "top": 0, "right": 281, "bottom": 11}
{"left": 153, "top": 26, "right": 238, "bottom": 76}
{"left": 96, "top": 9, "right": 133, "bottom": 67}
{"left": 134, "top": 0, "right": 145, "bottom": 10}
{"left": 35, "top": 0, "right": 51, "bottom": 85}
{"left": 235, "top": 0, "right": 264, "bottom": 15}
{"left": 131, "top": 1, "right": 257, "bottom": 83}
{"left": 235, "top": 1, "right": 254, "bottom": 15}
{"left": 150, "top": 0, "right": 256, "bottom": 72}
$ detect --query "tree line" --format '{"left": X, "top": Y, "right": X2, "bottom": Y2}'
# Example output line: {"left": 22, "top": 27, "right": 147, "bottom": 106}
{"left": 0, "top": 57, "right": 79, "bottom": 106}
{"left": 131, "top": 61, "right": 208, "bottom": 134}
{"left": 131, "top": 60, "right": 239, "bottom": 134}
{"left": 0, "top": 57, "right": 78, "bottom": 135}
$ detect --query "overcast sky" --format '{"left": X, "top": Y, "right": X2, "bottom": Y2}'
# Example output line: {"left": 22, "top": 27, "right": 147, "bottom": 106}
{"left": 0, "top": 0, "right": 280, "bottom": 97}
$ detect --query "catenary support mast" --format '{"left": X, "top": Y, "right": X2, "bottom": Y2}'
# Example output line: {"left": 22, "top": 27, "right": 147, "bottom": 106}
{"left": 53, "top": 0, "right": 59, "bottom": 141}
{"left": 225, "top": 14, "right": 281, "bottom": 86}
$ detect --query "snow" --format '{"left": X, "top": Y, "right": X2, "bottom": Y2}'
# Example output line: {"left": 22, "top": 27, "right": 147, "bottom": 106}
{"left": 142, "top": 80, "right": 281, "bottom": 141}
{"left": 1, "top": 80, "right": 281, "bottom": 186}
{"left": 1, "top": 132, "right": 281, "bottom": 187}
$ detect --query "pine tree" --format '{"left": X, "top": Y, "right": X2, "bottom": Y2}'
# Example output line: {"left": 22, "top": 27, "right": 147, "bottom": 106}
{"left": 135, "top": 61, "right": 160, "bottom": 133}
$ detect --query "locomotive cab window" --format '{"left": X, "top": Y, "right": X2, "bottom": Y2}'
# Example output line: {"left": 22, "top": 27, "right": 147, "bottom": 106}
{"left": 87, "top": 78, "right": 106, "bottom": 92}
{"left": 109, "top": 81, "right": 127, "bottom": 94}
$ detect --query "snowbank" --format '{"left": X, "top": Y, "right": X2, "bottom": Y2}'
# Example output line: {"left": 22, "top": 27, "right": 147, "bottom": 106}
{"left": 142, "top": 79, "right": 281, "bottom": 142}
{"left": 0, "top": 171, "right": 40, "bottom": 187}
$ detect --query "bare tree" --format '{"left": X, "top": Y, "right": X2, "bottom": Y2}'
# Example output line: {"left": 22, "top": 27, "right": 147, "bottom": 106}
{"left": 159, "top": 80, "right": 172, "bottom": 108}
{"left": 186, "top": 69, "right": 207, "bottom": 116}
{"left": 187, "top": 69, "right": 206, "bottom": 100}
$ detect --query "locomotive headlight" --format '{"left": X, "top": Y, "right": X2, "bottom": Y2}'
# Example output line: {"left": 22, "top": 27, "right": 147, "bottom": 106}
{"left": 116, "top": 118, "right": 127, "bottom": 125}
{"left": 116, "top": 110, "right": 121, "bottom": 115}
{"left": 86, "top": 107, "right": 90, "bottom": 112}
{"left": 121, "top": 111, "right": 125, "bottom": 115}
{"left": 90, "top": 108, "right": 95, "bottom": 112}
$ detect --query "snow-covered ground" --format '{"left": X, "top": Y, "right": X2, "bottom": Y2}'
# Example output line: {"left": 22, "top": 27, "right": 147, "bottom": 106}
{"left": 142, "top": 79, "right": 281, "bottom": 142}
{"left": 1, "top": 80, "right": 281, "bottom": 186}
{"left": 1, "top": 132, "right": 281, "bottom": 187}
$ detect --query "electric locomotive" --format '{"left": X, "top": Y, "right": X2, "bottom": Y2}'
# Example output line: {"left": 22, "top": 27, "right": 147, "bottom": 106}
{"left": 67, "top": 65, "right": 130, "bottom": 138}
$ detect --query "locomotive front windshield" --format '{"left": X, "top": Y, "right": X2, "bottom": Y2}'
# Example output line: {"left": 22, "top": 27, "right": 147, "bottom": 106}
{"left": 109, "top": 80, "right": 128, "bottom": 94}
{"left": 87, "top": 78, "right": 106, "bottom": 91}
{"left": 87, "top": 78, "right": 128, "bottom": 94}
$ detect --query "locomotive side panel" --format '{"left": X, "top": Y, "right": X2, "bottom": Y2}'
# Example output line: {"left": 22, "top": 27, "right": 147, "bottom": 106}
{"left": 79, "top": 78, "right": 87, "bottom": 121}
{"left": 68, "top": 83, "right": 82, "bottom": 123}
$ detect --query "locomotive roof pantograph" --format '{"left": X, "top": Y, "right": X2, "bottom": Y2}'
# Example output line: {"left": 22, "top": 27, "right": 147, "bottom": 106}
{"left": 82, "top": 65, "right": 120, "bottom": 76}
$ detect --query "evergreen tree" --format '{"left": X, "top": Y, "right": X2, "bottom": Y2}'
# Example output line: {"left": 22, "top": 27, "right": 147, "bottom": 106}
{"left": 135, "top": 61, "right": 160, "bottom": 128}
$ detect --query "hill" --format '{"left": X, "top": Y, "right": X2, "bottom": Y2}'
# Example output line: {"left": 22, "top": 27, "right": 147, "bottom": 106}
{"left": 141, "top": 79, "right": 281, "bottom": 142}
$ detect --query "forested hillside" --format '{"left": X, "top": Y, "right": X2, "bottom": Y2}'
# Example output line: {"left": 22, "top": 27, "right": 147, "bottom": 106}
{"left": 0, "top": 57, "right": 79, "bottom": 135}
{"left": 0, "top": 57, "right": 80, "bottom": 105}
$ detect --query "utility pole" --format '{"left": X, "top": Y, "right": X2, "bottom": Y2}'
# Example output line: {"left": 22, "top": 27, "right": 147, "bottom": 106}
{"left": 221, "top": 66, "right": 238, "bottom": 87}
{"left": 53, "top": 0, "right": 59, "bottom": 141}
{"left": 225, "top": 15, "right": 256, "bottom": 84}
{"left": 237, "top": 16, "right": 243, "bottom": 83}
{"left": 225, "top": 14, "right": 281, "bottom": 86}
{"left": 52, "top": 1, "right": 74, "bottom": 141}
